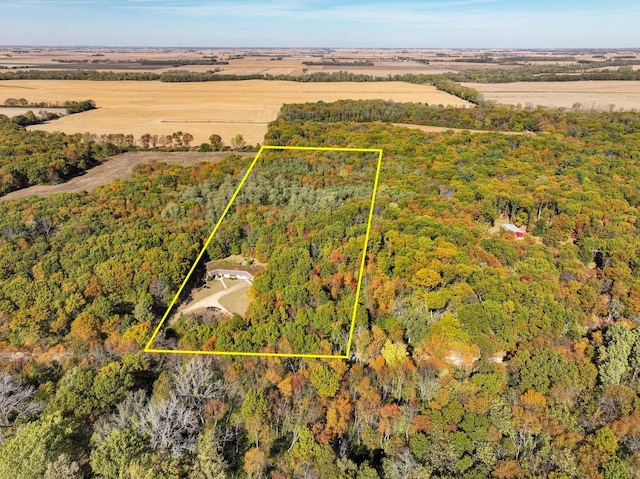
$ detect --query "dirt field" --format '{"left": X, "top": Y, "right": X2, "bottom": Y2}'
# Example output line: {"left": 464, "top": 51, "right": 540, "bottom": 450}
{"left": 0, "top": 151, "right": 252, "bottom": 202}
{"left": 0, "top": 80, "right": 473, "bottom": 146}
{"left": 0, "top": 107, "right": 67, "bottom": 117}
{"left": 217, "top": 283, "right": 251, "bottom": 316}
{"left": 463, "top": 81, "right": 640, "bottom": 110}
{"left": 179, "top": 278, "right": 251, "bottom": 317}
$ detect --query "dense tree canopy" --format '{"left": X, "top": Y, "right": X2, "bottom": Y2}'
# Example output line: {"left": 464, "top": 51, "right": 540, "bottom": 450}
{"left": 1, "top": 98, "right": 640, "bottom": 477}
{"left": 0, "top": 118, "right": 129, "bottom": 196}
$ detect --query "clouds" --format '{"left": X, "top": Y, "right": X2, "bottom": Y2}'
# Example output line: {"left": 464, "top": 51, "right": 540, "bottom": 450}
{"left": 0, "top": 0, "right": 638, "bottom": 47}
{"left": 122, "top": 0, "right": 504, "bottom": 23}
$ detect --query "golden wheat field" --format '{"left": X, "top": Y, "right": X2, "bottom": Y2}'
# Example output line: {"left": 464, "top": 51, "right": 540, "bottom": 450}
{"left": 0, "top": 80, "right": 472, "bottom": 146}
{"left": 462, "top": 81, "right": 640, "bottom": 110}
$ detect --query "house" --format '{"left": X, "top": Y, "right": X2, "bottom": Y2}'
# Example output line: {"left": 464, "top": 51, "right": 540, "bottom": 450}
{"left": 501, "top": 223, "right": 525, "bottom": 240}
{"left": 207, "top": 268, "right": 255, "bottom": 281}
{"left": 205, "top": 260, "right": 264, "bottom": 282}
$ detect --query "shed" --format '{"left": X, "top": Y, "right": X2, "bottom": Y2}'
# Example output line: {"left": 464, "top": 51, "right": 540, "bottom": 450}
{"left": 501, "top": 223, "right": 525, "bottom": 240}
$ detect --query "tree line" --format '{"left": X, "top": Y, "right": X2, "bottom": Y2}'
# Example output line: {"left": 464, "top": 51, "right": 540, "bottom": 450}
{"left": 2, "top": 61, "right": 640, "bottom": 85}
{"left": 1, "top": 99, "right": 96, "bottom": 126}
{"left": 0, "top": 119, "right": 256, "bottom": 196}
{"left": 278, "top": 98, "right": 640, "bottom": 134}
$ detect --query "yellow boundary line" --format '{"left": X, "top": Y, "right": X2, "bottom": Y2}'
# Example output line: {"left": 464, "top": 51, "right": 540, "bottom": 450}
{"left": 144, "top": 145, "right": 383, "bottom": 359}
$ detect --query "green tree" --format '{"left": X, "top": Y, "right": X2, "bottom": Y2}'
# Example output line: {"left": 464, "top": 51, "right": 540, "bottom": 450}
{"left": 90, "top": 427, "right": 149, "bottom": 479}
{"left": 309, "top": 365, "right": 341, "bottom": 398}
{"left": 232, "top": 134, "right": 246, "bottom": 150}
{"left": 515, "top": 348, "right": 579, "bottom": 394}
{"left": 357, "top": 463, "right": 381, "bottom": 479}
{"left": 190, "top": 426, "right": 228, "bottom": 479}
{"left": 134, "top": 293, "right": 155, "bottom": 323}
{"left": 598, "top": 323, "right": 636, "bottom": 385}
{"left": 241, "top": 388, "right": 269, "bottom": 447}
{"left": 92, "top": 362, "right": 135, "bottom": 409}
{"left": 381, "top": 339, "right": 408, "bottom": 367}
{"left": 45, "top": 367, "right": 97, "bottom": 418}
{"left": 601, "top": 456, "right": 632, "bottom": 479}
{"left": 209, "top": 134, "right": 223, "bottom": 151}
{"left": 0, "top": 413, "right": 76, "bottom": 479}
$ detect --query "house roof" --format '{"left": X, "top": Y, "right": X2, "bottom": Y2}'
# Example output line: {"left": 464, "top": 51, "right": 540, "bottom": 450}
{"left": 209, "top": 268, "right": 255, "bottom": 279}
{"left": 205, "top": 261, "right": 264, "bottom": 278}
{"left": 501, "top": 223, "right": 524, "bottom": 234}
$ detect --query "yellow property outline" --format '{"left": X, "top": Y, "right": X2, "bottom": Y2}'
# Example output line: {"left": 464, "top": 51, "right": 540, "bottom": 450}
{"left": 144, "top": 145, "right": 383, "bottom": 359}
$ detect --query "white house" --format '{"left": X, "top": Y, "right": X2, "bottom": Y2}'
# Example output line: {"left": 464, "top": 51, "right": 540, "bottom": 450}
{"left": 207, "top": 268, "right": 255, "bottom": 281}
{"left": 205, "top": 261, "right": 264, "bottom": 282}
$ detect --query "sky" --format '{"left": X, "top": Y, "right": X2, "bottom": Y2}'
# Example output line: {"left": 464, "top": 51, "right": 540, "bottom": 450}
{"left": 1, "top": 0, "right": 639, "bottom": 48}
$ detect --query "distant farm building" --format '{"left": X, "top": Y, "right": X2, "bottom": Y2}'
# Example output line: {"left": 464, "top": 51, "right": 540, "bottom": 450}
{"left": 501, "top": 223, "right": 525, "bottom": 240}
{"left": 205, "top": 261, "right": 264, "bottom": 282}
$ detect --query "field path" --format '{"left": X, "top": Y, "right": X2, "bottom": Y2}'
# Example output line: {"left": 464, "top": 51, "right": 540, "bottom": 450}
{"left": 0, "top": 150, "right": 253, "bottom": 202}
{"left": 392, "top": 123, "right": 536, "bottom": 136}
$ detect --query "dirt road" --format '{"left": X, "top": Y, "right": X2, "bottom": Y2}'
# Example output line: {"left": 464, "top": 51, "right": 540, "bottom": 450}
{"left": 392, "top": 123, "right": 536, "bottom": 136}
{"left": 0, "top": 150, "right": 253, "bottom": 202}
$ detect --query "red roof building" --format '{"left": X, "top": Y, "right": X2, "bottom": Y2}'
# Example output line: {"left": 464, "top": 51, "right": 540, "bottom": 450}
{"left": 501, "top": 223, "right": 525, "bottom": 239}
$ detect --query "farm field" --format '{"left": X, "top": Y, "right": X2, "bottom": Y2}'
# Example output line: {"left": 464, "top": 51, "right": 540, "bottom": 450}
{"left": 463, "top": 80, "right": 640, "bottom": 110}
{"left": 0, "top": 47, "right": 574, "bottom": 75}
{"left": 0, "top": 107, "right": 67, "bottom": 117}
{"left": 211, "top": 58, "right": 458, "bottom": 76}
{"left": 0, "top": 79, "right": 473, "bottom": 146}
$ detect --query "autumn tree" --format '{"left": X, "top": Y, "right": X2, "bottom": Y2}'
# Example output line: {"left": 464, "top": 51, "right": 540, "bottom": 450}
{"left": 209, "top": 134, "right": 223, "bottom": 151}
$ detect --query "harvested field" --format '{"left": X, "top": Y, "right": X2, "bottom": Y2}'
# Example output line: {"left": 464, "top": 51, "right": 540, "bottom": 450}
{"left": 463, "top": 81, "right": 640, "bottom": 110}
{"left": 0, "top": 151, "right": 252, "bottom": 202}
{"left": 213, "top": 58, "right": 457, "bottom": 76}
{"left": 0, "top": 47, "right": 525, "bottom": 76}
{"left": 0, "top": 80, "right": 473, "bottom": 146}
{"left": 0, "top": 107, "right": 67, "bottom": 117}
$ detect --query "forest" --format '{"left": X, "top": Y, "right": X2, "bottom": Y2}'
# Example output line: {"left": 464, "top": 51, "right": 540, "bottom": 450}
{"left": 0, "top": 116, "right": 243, "bottom": 197}
{"left": 1, "top": 98, "right": 640, "bottom": 478}
{"left": 152, "top": 148, "right": 379, "bottom": 356}
{"left": 0, "top": 117, "right": 134, "bottom": 196}
{"left": 276, "top": 98, "right": 638, "bottom": 132}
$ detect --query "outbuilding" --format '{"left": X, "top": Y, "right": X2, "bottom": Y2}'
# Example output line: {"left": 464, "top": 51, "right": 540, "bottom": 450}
{"left": 501, "top": 223, "right": 525, "bottom": 240}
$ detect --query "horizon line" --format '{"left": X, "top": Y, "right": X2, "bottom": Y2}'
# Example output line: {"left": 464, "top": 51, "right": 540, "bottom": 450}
{"left": 2, "top": 45, "right": 639, "bottom": 51}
